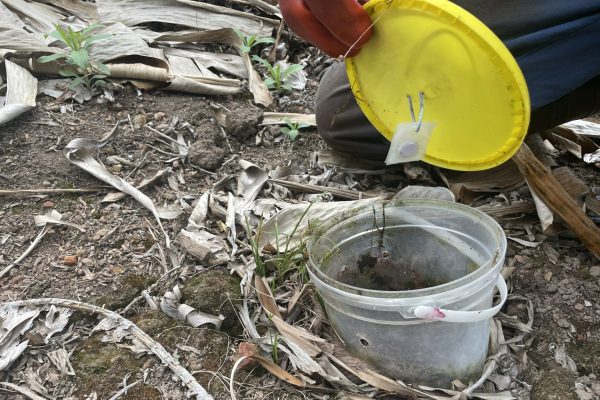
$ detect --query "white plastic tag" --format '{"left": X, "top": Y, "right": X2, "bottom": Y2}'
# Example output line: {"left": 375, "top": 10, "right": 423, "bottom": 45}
{"left": 384, "top": 122, "right": 436, "bottom": 165}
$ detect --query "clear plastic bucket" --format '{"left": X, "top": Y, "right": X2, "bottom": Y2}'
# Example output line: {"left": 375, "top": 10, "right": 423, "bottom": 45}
{"left": 307, "top": 199, "right": 507, "bottom": 387}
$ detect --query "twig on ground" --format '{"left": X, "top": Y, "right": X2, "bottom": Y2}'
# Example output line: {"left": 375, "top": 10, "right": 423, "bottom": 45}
{"left": 0, "top": 225, "right": 50, "bottom": 279}
{"left": 268, "top": 20, "right": 285, "bottom": 63}
{"left": 2, "top": 298, "right": 213, "bottom": 400}
{"left": 229, "top": 356, "right": 247, "bottom": 400}
{"left": 218, "top": 125, "right": 234, "bottom": 153}
{"left": 190, "top": 164, "right": 217, "bottom": 176}
{"left": 108, "top": 380, "right": 140, "bottom": 400}
{"left": 269, "top": 178, "right": 378, "bottom": 200}
{"left": 0, "top": 188, "right": 107, "bottom": 197}
{"left": 145, "top": 125, "right": 182, "bottom": 146}
{"left": 145, "top": 143, "right": 181, "bottom": 157}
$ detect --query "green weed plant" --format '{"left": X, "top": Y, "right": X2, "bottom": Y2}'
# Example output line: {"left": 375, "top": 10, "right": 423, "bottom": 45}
{"left": 38, "top": 23, "right": 111, "bottom": 91}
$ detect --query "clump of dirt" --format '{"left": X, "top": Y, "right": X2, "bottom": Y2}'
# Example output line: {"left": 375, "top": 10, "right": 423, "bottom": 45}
{"left": 225, "top": 107, "right": 262, "bottom": 140}
{"left": 181, "top": 269, "right": 242, "bottom": 335}
{"left": 87, "top": 273, "right": 156, "bottom": 310}
{"left": 72, "top": 336, "right": 160, "bottom": 399}
{"left": 336, "top": 250, "right": 446, "bottom": 291}
{"left": 189, "top": 118, "right": 226, "bottom": 171}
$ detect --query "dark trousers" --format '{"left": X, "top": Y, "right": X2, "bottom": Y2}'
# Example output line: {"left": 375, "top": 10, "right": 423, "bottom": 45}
{"left": 316, "top": 1, "right": 600, "bottom": 161}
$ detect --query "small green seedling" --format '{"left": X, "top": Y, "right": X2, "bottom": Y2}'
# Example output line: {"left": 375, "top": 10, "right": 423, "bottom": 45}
{"left": 38, "top": 23, "right": 111, "bottom": 91}
{"left": 280, "top": 118, "right": 310, "bottom": 141}
{"left": 233, "top": 28, "right": 275, "bottom": 53}
{"left": 251, "top": 56, "right": 304, "bottom": 91}
{"left": 271, "top": 332, "right": 279, "bottom": 364}
{"left": 246, "top": 214, "right": 267, "bottom": 277}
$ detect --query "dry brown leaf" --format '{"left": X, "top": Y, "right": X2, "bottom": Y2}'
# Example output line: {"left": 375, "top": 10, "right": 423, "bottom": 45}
{"left": 254, "top": 275, "right": 281, "bottom": 318}
{"left": 552, "top": 167, "right": 589, "bottom": 207}
{"left": 543, "top": 126, "right": 599, "bottom": 159}
{"left": 586, "top": 195, "right": 600, "bottom": 216}
{"left": 255, "top": 276, "right": 324, "bottom": 357}
{"left": 325, "top": 350, "right": 427, "bottom": 397}
{"left": 251, "top": 355, "right": 305, "bottom": 386}
{"left": 442, "top": 161, "right": 524, "bottom": 199}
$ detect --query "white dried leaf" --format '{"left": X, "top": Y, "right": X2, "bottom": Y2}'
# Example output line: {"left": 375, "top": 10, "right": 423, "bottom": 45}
{"left": 102, "top": 167, "right": 171, "bottom": 203}
{"left": 279, "top": 338, "right": 326, "bottom": 376}
{"left": 508, "top": 237, "right": 543, "bottom": 248}
{"left": 0, "top": 340, "right": 29, "bottom": 371}
{"left": 160, "top": 286, "right": 223, "bottom": 330}
{"left": 394, "top": 186, "right": 455, "bottom": 202}
{"left": 35, "top": 306, "right": 72, "bottom": 343}
{"left": 178, "top": 229, "right": 230, "bottom": 266}
{"left": 92, "top": 316, "right": 121, "bottom": 333}
{"left": 0, "top": 306, "right": 40, "bottom": 370}
{"left": 47, "top": 348, "right": 76, "bottom": 376}
{"left": 555, "top": 344, "right": 577, "bottom": 373}
{"left": 178, "top": 304, "right": 223, "bottom": 330}
{"left": 34, "top": 210, "right": 85, "bottom": 232}
{"left": 117, "top": 336, "right": 150, "bottom": 355}
{"left": 0, "top": 60, "right": 37, "bottom": 126}
{"left": 157, "top": 203, "right": 184, "bottom": 220}
{"left": 275, "top": 60, "right": 306, "bottom": 90}
{"left": 94, "top": 318, "right": 151, "bottom": 355}
{"left": 176, "top": 344, "right": 203, "bottom": 355}
{"left": 64, "top": 125, "right": 170, "bottom": 247}
{"left": 258, "top": 198, "right": 380, "bottom": 251}
{"left": 528, "top": 181, "right": 554, "bottom": 232}
{"left": 160, "top": 285, "right": 183, "bottom": 319}
{"left": 188, "top": 192, "right": 210, "bottom": 228}
{"left": 562, "top": 120, "right": 600, "bottom": 138}
{"left": 0, "top": 381, "right": 48, "bottom": 400}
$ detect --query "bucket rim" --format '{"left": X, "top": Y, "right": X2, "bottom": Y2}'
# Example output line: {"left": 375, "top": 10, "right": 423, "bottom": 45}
{"left": 306, "top": 198, "right": 507, "bottom": 301}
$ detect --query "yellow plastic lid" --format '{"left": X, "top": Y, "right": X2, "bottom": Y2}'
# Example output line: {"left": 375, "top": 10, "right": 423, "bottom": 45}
{"left": 346, "top": 0, "right": 531, "bottom": 171}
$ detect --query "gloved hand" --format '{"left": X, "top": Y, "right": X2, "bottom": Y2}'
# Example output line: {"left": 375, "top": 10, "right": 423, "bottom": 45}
{"left": 280, "top": 0, "right": 373, "bottom": 58}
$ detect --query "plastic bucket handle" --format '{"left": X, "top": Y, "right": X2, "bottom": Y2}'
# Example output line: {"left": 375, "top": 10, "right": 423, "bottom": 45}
{"left": 413, "top": 275, "right": 507, "bottom": 323}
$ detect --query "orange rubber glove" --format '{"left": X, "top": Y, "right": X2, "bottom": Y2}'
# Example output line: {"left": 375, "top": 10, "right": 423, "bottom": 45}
{"left": 280, "top": 0, "right": 373, "bottom": 58}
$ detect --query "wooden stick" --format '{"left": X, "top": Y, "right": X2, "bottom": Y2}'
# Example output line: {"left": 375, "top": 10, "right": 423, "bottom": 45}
{"left": 269, "top": 178, "right": 381, "bottom": 200}
{"left": 0, "top": 188, "right": 107, "bottom": 196}
{"left": 512, "top": 143, "right": 600, "bottom": 258}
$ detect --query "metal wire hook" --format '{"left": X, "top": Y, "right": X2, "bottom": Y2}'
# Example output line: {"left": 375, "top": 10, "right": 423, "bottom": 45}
{"left": 406, "top": 91, "right": 425, "bottom": 132}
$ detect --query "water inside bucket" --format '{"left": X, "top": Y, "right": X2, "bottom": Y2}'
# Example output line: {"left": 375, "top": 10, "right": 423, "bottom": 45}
{"left": 323, "top": 224, "right": 483, "bottom": 292}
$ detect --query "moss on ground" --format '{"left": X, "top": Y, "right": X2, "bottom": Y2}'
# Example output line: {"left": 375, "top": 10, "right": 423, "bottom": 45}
{"left": 181, "top": 269, "right": 242, "bottom": 336}
{"left": 72, "top": 336, "right": 160, "bottom": 399}
{"left": 132, "top": 310, "right": 232, "bottom": 397}
{"left": 87, "top": 273, "right": 156, "bottom": 311}
{"left": 530, "top": 367, "right": 578, "bottom": 400}
{"left": 568, "top": 339, "right": 600, "bottom": 376}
